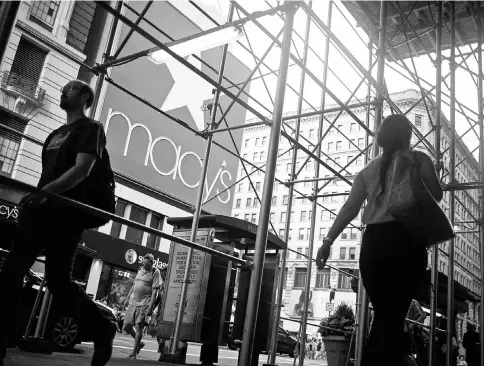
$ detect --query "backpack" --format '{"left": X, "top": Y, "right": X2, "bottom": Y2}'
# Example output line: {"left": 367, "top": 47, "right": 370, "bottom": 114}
{"left": 81, "top": 148, "right": 116, "bottom": 229}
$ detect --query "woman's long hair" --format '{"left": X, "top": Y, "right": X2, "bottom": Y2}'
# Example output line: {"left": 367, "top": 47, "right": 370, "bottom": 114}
{"left": 376, "top": 114, "right": 413, "bottom": 194}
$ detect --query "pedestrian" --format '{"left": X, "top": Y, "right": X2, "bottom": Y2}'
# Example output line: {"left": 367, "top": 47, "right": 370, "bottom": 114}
{"left": 0, "top": 79, "right": 117, "bottom": 366}
{"left": 316, "top": 114, "right": 443, "bottom": 366}
{"left": 123, "top": 254, "right": 161, "bottom": 359}
{"left": 463, "top": 324, "right": 480, "bottom": 366}
{"left": 316, "top": 340, "right": 322, "bottom": 359}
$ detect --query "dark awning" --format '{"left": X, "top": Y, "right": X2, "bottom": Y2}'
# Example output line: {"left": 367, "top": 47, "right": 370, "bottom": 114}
{"left": 167, "top": 215, "right": 287, "bottom": 250}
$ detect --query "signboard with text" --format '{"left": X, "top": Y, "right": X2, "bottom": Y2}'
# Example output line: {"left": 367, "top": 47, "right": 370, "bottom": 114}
{"left": 158, "top": 228, "right": 213, "bottom": 341}
{"left": 98, "top": 1, "right": 251, "bottom": 215}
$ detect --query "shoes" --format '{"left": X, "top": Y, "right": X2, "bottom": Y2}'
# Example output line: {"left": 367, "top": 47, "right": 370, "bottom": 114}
{"left": 127, "top": 354, "right": 137, "bottom": 359}
{"left": 137, "top": 341, "right": 145, "bottom": 355}
{"left": 91, "top": 321, "right": 117, "bottom": 366}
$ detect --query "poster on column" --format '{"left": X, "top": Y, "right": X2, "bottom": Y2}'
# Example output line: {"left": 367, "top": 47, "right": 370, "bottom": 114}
{"left": 162, "top": 230, "right": 210, "bottom": 325}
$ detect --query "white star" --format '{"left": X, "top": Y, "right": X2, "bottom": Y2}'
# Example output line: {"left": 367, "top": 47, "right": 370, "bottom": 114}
{"left": 161, "top": 53, "right": 216, "bottom": 131}
{"left": 222, "top": 160, "right": 227, "bottom": 168}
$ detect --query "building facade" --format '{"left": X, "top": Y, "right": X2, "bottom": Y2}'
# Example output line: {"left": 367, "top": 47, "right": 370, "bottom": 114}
{"left": 0, "top": 1, "right": 251, "bottom": 311}
{"left": 231, "top": 89, "right": 482, "bottom": 335}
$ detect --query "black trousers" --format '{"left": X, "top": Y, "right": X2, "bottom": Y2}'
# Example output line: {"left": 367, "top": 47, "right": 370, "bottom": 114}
{"left": 359, "top": 221, "right": 427, "bottom": 366}
{"left": 0, "top": 204, "right": 108, "bottom": 344}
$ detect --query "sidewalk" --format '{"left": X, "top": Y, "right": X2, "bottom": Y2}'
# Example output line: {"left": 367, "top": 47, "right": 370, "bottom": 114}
{"left": 2, "top": 346, "right": 196, "bottom": 366}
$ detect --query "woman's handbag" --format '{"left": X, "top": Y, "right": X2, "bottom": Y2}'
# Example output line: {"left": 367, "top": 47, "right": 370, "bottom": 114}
{"left": 385, "top": 151, "right": 455, "bottom": 246}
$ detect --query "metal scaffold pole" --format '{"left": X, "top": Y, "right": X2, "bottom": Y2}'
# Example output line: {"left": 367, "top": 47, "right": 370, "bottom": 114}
{"left": 238, "top": 4, "right": 296, "bottom": 365}
{"left": 477, "top": 4, "right": 484, "bottom": 364}
{"left": 298, "top": 3, "right": 332, "bottom": 366}
{"left": 355, "top": 21, "right": 375, "bottom": 366}
{"left": 267, "top": 2, "right": 311, "bottom": 364}
{"left": 446, "top": 3, "right": 456, "bottom": 366}
{"left": 169, "top": 4, "right": 234, "bottom": 355}
{"left": 429, "top": 3, "right": 443, "bottom": 366}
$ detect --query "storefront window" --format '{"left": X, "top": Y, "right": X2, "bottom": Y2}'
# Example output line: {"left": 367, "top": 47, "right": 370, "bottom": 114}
{"left": 95, "top": 262, "right": 136, "bottom": 310}
{"left": 125, "top": 205, "right": 148, "bottom": 245}
{"left": 146, "top": 213, "right": 164, "bottom": 250}
{"left": 110, "top": 200, "right": 127, "bottom": 237}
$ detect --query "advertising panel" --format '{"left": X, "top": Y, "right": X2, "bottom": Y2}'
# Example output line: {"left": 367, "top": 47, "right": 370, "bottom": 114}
{"left": 99, "top": 1, "right": 251, "bottom": 215}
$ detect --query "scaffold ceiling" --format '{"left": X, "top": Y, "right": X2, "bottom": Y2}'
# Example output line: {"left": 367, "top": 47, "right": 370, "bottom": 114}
{"left": 342, "top": 1, "right": 484, "bottom": 61}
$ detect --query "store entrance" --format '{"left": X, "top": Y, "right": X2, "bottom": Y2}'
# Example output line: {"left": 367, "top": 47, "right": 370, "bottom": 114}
{"left": 96, "top": 263, "right": 137, "bottom": 311}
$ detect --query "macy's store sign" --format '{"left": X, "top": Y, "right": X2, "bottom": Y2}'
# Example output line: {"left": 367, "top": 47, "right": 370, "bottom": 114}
{"left": 0, "top": 203, "right": 19, "bottom": 222}
{"left": 104, "top": 109, "right": 233, "bottom": 205}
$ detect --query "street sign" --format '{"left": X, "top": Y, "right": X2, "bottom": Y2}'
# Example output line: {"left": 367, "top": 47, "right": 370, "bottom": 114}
{"left": 326, "top": 302, "right": 334, "bottom": 312}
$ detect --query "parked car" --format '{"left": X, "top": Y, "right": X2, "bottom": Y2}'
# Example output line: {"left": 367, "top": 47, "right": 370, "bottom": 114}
{"left": 0, "top": 249, "right": 116, "bottom": 351}
{"left": 227, "top": 325, "right": 299, "bottom": 358}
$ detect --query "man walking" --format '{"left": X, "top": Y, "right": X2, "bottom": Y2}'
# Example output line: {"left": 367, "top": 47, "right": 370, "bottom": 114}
{"left": 0, "top": 80, "right": 116, "bottom": 366}
{"left": 124, "top": 254, "right": 161, "bottom": 359}
{"left": 463, "top": 325, "right": 481, "bottom": 366}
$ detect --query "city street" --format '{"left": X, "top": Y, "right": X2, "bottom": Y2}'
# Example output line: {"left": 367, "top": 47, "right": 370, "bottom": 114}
{"left": 3, "top": 334, "right": 327, "bottom": 365}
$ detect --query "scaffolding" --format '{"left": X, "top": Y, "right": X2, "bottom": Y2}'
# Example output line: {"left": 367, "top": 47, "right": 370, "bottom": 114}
{"left": 1, "top": 1, "right": 483, "bottom": 365}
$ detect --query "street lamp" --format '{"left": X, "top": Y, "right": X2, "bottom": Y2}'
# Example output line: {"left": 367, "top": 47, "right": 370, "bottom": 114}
{"left": 148, "top": 24, "right": 243, "bottom": 65}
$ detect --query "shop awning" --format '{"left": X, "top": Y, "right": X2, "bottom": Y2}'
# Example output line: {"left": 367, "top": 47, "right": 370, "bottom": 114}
{"left": 167, "top": 215, "right": 287, "bottom": 250}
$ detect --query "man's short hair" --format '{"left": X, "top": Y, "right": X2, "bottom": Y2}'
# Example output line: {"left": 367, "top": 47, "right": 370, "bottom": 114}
{"left": 144, "top": 253, "right": 155, "bottom": 262}
{"left": 75, "top": 80, "right": 94, "bottom": 108}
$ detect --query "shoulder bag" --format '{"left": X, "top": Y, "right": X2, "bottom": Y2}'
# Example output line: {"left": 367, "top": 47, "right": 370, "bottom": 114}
{"left": 385, "top": 151, "right": 455, "bottom": 247}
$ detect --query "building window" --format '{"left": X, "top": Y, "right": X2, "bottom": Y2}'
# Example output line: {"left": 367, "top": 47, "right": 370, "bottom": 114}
{"left": 415, "top": 114, "right": 422, "bottom": 127}
{"left": 260, "top": 151, "right": 266, "bottom": 160}
{"left": 237, "top": 183, "right": 243, "bottom": 193}
{"left": 253, "top": 152, "right": 259, "bottom": 160}
{"left": 8, "top": 38, "right": 48, "bottom": 96}
{"left": 296, "top": 247, "right": 303, "bottom": 259}
{"left": 286, "top": 162, "right": 292, "bottom": 172}
{"left": 125, "top": 205, "right": 148, "bottom": 245}
{"left": 244, "top": 139, "right": 249, "bottom": 147}
{"left": 251, "top": 214, "right": 257, "bottom": 224}
{"left": 309, "top": 129, "right": 316, "bottom": 139}
{"left": 350, "top": 228, "right": 358, "bottom": 240}
{"left": 253, "top": 200, "right": 259, "bottom": 208}
{"left": 271, "top": 196, "right": 277, "bottom": 206}
{"left": 30, "top": 1, "right": 60, "bottom": 31}
{"left": 327, "top": 142, "right": 334, "bottom": 151}
{"left": 356, "top": 156, "right": 363, "bottom": 166}
{"left": 283, "top": 195, "right": 288, "bottom": 205}
{"left": 244, "top": 214, "right": 250, "bottom": 221}
{"left": 294, "top": 268, "right": 307, "bottom": 287}
{"left": 0, "top": 109, "right": 28, "bottom": 176}
{"left": 255, "top": 138, "right": 260, "bottom": 146}
{"left": 262, "top": 136, "right": 267, "bottom": 146}
{"left": 110, "top": 200, "right": 127, "bottom": 238}
{"left": 298, "top": 228, "right": 305, "bottom": 240}
{"left": 350, "top": 123, "right": 357, "bottom": 132}
{"left": 270, "top": 212, "right": 275, "bottom": 222}
{"left": 319, "top": 228, "right": 326, "bottom": 240}
{"left": 256, "top": 182, "right": 261, "bottom": 192}
{"left": 280, "top": 212, "right": 287, "bottom": 223}
{"left": 358, "top": 138, "right": 364, "bottom": 148}
{"left": 246, "top": 198, "right": 252, "bottom": 207}
{"left": 235, "top": 199, "right": 241, "bottom": 208}
{"left": 331, "top": 192, "right": 338, "bottom": 203}
{"left": 349, "top": 247, "right": 356, "bottom": 260}
{"left": 234, "top": 214, "right": 239, "bottom": 219}
{"left": 279, "top": 228, "right": 285, "bottom": 238}
{"left": 336, "top": 141, "right": 342, "bottom": 151}
{"left": 340, "top": 247, "right": 346, "bottom": 260}
{"left": 146, "top": 213, "right": 164, "bottom": 250}
{"left": 341, "top": 229, "right": 349, "bottom": 240}
{"left": 347, "top": 156, "right": 353, "bottom": 166}
{"left": 300, "top": 211, "right": 307, "bottom": 222}
{"left": 338, "top": 268, "right": 353, "bottom": 289}
{"left": 315, "top": 269, "right": 331, "bottom": 288}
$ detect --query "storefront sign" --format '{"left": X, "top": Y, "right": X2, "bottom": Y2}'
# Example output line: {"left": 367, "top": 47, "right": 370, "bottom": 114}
{"left": 162, "top": 230, "right": 210, "bottom": 326}
{"left": 98, "top": 1, "right": 251, "bottom": 215}
{"left": 82, "top": 230, "right": 169, "bottom": 272}
{"left": 0, "top": 203, "right": 19, "bottom": 222}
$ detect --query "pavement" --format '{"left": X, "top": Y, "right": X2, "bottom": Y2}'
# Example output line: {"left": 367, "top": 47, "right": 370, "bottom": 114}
{"left": 3, "top": 334, "right": 327, "bottom": 365}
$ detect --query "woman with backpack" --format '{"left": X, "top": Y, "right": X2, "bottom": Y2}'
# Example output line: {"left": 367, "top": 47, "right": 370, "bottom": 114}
{"left": 316, "top": 115, "right": 445, "bottom": 366}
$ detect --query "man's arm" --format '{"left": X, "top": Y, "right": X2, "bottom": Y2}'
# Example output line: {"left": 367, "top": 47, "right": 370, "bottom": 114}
{"left": 148, "top": 288, "right": 158, "bottom": 315}
{"left": 124, "top": 284, "right": 134, "bottom": 307}
{"left": 42, "top": 153, "right": 96, "bottom": 194}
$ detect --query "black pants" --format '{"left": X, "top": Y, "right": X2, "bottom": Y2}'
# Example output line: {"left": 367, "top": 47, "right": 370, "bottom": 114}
{"left": 359, "top": 221, "right": 427, "bottom": 366}
{"left": 0, "top": 204, "right": 108, "bottom": 344}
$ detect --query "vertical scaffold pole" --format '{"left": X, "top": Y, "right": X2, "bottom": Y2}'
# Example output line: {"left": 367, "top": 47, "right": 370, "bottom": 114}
{"left": 373, "top": 1, "right": 387, "bottom": 137}
{"left": 477, "top": 4, "right": 484, "bottom": 364}
{"left": 446, "top": 3, "right": 456, "bottom": 366}
{"left": 298, "top": 3, "right": 332, "bottom": 366}
{"left": 169, "top": 4, "right": 234, "bottom": 355}
{"left": 429, "top": 3, "right": 443, "bottom": 366}
{"left": 267, "top": 2, "right": 311, "bottom": 364}
{"left": 355, "top": 23, "right": 375, "bottom": 366}
{"left": 238, "top": 4, "right": 296, "bottom": 365}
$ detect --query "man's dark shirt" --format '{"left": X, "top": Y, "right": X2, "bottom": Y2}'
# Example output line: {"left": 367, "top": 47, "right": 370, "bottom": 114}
{"left": 38, "top": 118, "right": 106, "bottom": 203}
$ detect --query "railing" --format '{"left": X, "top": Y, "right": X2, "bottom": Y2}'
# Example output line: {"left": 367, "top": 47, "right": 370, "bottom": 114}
{"left": 0, "top": 70, "right": 46, "bottom": 106}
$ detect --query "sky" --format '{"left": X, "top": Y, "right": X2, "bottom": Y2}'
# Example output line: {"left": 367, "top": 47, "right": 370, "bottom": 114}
{"left": 174, "top": 0, "right": 482, "bottom": 160}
